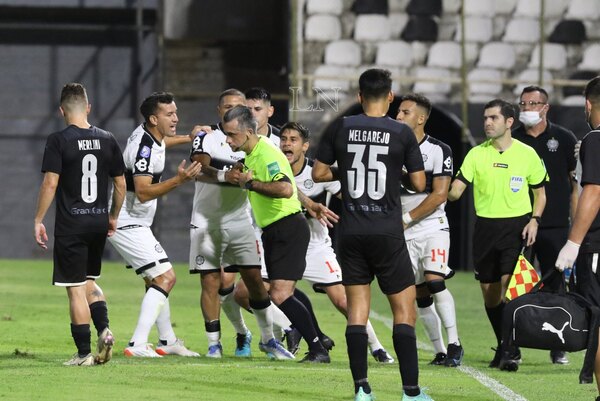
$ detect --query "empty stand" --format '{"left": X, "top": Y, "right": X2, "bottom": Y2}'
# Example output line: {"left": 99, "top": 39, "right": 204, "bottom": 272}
{"left": 442, "top": 0, "right": 461, "bottom": 15}
{"left": 406, "top": 0, "right": 442, "bottom": 16}
{"left": 455, "top": 17, "right": 493, "bottom": 42}
{"left": 313, "top": 65, "right": 356, "bottom": 92}
{"left": 401, "top": 16, "right": 438, "bottom": 42}
{"left": 324, "top": 40, "right": 361, "bottom": 67}
{"left": 566, "top": 0, "right": 600, "bottom": 21}
{"left": 477, "top": 42, "right": 516, "bottom": 70}
{"left": 578, "top": 44, "right": 600, "bottom": 70}
{"left": 305, "top": 15, "right": 342, "bottom": 41}
{"left": 427, "top": 41, "right": 462, "bottom": 69}
{"left": 354, "top": 14, "right": 391, "bottom": 41}
{"left": 503, "top": 18, "right": 540, "bottom": 43}
{"left": 528, "top": 43, "right": 567, "bottom": 71}
{"left": 549, "top": 20, "right": 587, "bottom": 44}
{"left": 375, "top": 41, "right": 413, "bottom": 68}
{"left": 463, "top": 0, "right": 495, "bottom": 17}
{"left": 493, "top": 0, "right": 517, "bottom": 15}
{"left": 514, "top": 68, "right": 554, "bottom": 96}
{"left": 389, "top": 12, "right": 409, "bottom": 38}
{"left": 412, "top": 66, "right": 453, "bottom": 100}
{"left": 468, "top": 68, "right": 503, "bottom": 102}
{"left": 513, "top": 0, "right": 568, "bottom": 18}
{"left": 563, "top": 70, "right": 598, "bottom": 98}
{"left": 306, "top": 0, "right": 343, "bottom": 16}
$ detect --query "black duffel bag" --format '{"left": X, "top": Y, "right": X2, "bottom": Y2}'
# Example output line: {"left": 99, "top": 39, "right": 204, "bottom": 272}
{"left": 502, "top": 270, "right": 600, "bottom": 383}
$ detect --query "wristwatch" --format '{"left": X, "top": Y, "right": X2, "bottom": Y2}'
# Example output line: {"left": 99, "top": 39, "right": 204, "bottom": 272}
{"left": 531, "top": 215, "right": 541, "bottom": 224}
{"left": 244, "top": 179, "right": 254, "bottom": 191}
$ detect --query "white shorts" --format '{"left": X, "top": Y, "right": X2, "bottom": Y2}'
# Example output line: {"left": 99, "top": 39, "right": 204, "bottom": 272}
{"left": 189, "top": 224, "right": 260, "bottom": 274}
{"left": 406, "top": 230, "right": 452, "bottom": 286}
{"left": 108, "top": 225, "right": 172, "bottom": 280}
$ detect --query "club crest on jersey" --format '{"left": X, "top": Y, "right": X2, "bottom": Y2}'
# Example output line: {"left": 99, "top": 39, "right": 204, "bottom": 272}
{"left": 267, "top": 162, "right": 281, "bottom": 177}
{"left": 303, "top": 179, "right": 314, "bottom": 189}
{"left": 140, "top": 145, "right": 151, "bottom": 158}
{"left": 547, "top": 137, "right": 559, "bottom": 152}
{"left": 155, "top": 243, "right": 164, "bottom": 253}
{"left": 421, "top": 153, "right": 428, "bottom": 163}
{"left": 195, "top": 255, "right": 205, "bottom": 267}
{"left": 509, "top": 176, "right": 524, "bottom": 192}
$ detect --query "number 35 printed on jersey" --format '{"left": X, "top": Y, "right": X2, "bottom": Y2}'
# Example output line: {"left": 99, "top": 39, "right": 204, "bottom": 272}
{"left": 81, "top": 153, "right": 98, "bottom": 203}
{"left": 347, "top": 144, "right": 388, "bottom": 200}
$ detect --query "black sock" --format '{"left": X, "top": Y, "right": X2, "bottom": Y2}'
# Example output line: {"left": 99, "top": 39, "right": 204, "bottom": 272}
{"left": 485, "top": 303, "right": 505, "bottom": 345}
{"left": 70, "top": 323, "right": 91, "bottom": 356}
{"left": 89, "top": 301, "right": 109, "bottom": 337}
{"left": 293, "top": 288, "right": 325, "bottom": 337}
{"left": 278, "top": 296, "right": 325, "bottom": 353}
{"left": 346, "top": 325, "right": 370, "bottom": 394}
{"left": 393, "top": 324, "right": 419, "bottom": 392}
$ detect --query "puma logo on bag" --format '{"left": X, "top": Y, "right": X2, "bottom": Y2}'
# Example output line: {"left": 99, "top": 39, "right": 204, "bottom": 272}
{"left": 542, "top": 322, "right": 569, "bottom": 344}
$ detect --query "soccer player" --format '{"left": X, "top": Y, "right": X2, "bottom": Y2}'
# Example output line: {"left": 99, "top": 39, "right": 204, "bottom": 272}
{"left": 34, "top": 82, "right": 126, "bottom": 366}
{"left": 396, "top": 93, "right": 463, "bottom": 367}
{"left": 222, "top": 105, "right": 331, "bottom": 363}
{"left": 555, "top": 76, "right": 600, "bottom": 401}
{"left": 448, "top": 98, "right": 546, "bottom": 371}
{"left": 245, "top": 87, "right": 281, "bottom": 146}
{"left": 512, "top": 85, "right": 578, "bottom": 365}
{"left": 108, "top": 92, "right": 202, "bottom": 357}
{"left": 189, "top": 89, "right": 293, "bottom": 360}
{"left": 313, "top": 68, "right": 432, "bottom": 401}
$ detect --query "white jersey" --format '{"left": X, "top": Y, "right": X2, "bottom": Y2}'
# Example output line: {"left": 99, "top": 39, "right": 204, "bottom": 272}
{"left": 401, "top": 134, "right": 453, "bottom": 240}
{"left": 295, "top": 158, "right": 341, "bottom": 247}
{"left": 264, "top": 124, "right": 280, "bottom": 148}
{"left": 117, "top": 124, "right": 165, "bottom": 227}
{"left": 190, "top": 125, "right": 252, "bottom": 229}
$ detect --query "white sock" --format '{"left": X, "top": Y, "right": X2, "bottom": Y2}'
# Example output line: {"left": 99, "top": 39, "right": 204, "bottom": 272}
{"left": 271, "top": 304, "right": 292, "bottom": 330}
{"left": 221, "top": 289, "right": 249, "bottom": 335}
{"left": 418, "top": 304, "right": 446, "bottom": 354}
{"left": 130, "top": 287, "right": 166, "bottom": 346}
{"left": 366, "top": 320, "right": 383, "bottom": 352}
{"left": 433, "top": 289, "right": 459, "bottom": 345}
{"left": 155, "top": 298, "right": 177, "bottom": 345}
{"left": 252, "top": 304, "right": 275, "bottom": 343}
{"left": 206, "top": 326, "right": 220, "bottom": 346}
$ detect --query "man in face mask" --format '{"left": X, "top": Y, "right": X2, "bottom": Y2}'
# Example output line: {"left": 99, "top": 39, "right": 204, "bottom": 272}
{"left": 512, "top": 85, "right": 578, "bottom": 365}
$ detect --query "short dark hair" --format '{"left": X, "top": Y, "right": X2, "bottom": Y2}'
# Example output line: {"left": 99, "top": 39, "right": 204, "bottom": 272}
{"left": 400, "top": 92, "right": 432, "bottom": 117}
{"left": 60, "top": 83, "right": 88, "bottom": 111}
{"left": 484, "top": 98, "right": 515, "bottom": 120}
{"left": 280, "top": 122, "right": 310, "bottom": 142}
{"left": 223, "top": 105, "right": 257, "bottom": 133}
{"left": 218, "top": 88, "right": 245, "bottom": 105}
{"left": 139, "top": 92, "right": 175, "bottom": 122}
{"left": 359, "top": 68, "right": 392, "bottom": 100}
{"left": 520, "top": 85, "right": 549, "bottom": 102}
{"left": 584, "top": 76, "right": 600, "bottom": 105}
{"left": 244, "top": 87, "right": 271, "bottom": 103}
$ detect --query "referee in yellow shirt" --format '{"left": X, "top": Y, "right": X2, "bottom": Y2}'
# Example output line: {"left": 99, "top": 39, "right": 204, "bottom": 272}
{"left": 448, "top": 99, "right": 547, "bottom": 371}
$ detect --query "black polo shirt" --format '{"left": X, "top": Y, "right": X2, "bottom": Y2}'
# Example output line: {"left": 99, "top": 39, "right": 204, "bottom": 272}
{"left": 512, "top": 121, "right": 577, "bottom": 228}
{"left": 579, "top": 129, "right": 600, "bottom": 253}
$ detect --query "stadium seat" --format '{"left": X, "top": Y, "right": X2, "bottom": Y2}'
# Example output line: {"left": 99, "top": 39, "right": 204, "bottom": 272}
{"left": 513, "top": 0, "right": 569, "bottom": 18}
{"left": 442, "top": 0, "right": 461, "bottom": 14}
{"left": 389, "top": 0, "right": 409, "bottom": 12}
{"left": 375, "top": 41, "right": 413, "bottom": 68}
{"left": 563, "top": 70, "right": 598, "bottom": 98}
{"left": 306, "top": 0, "right": 343, "bottom": 16}
{"left": 549, "top": 20, "right": 587, "bottom": 44}
{"left": 528, "top": 43, "right": 567, "bottom": 71}
{"left": 561, "top": 95, "right": 586, "bottom": 106}
{"left": 503, "top": 18, "right": 540, "bottom": 43}
{"left": 354, "top": 15, "right": 391, "bottom": 41}
{"left": 493, "top": 0, "right": 517, "bottom": 15}
{"left": 566, "top": 0, "right": 600, "bottom": 21}
{"left": 324, "top": 40, "right": 361, "bottom": 67}
{"left": 352, "top": 0, "right": 388, "bottom": 15}
{"left": 313, "top": 64, "right": 355, "bottom": 93}
{"left": 412, "top": 66, "right": 453, "bottom": 99}
{"left": 360, "top": 64, "right": 405, "bottom": 92}
{"left": 401, "top": 16, "right": 438, "bottom": 42}
{"left": 468, "top": 68, "right": 503, "bottom": 102}
{"left": 463, "top": 0, "right": 495, "bottom": 17}
{"left": 477, "top": 42, "right": 516, "bottom": 70}
{"left": 455, "top": 17, "right": 493, "bottom": 42}
{"left": 305, "top": 15, "right": 342, "bottom": 41}
{"left": 513, "top": 68, "right": 554, "bottom": 96}
{"left": 389, "top": 12, "right": 410, "bottom": 38}
{"left": 578, "top": 44, "right": 600, "bottom": 70}
{"left": 426, "top": 41, "right": 461, "bottom": 69}
{"left": 406, "top": 0, "right": 442, "bottom": 16}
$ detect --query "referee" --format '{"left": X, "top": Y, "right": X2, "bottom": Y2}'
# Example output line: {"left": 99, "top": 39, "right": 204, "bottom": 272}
{"left": 512, "top": 85, "right": 578, "bottom": 365}
{"left": 448, "top": 98, "right": 547, "bottom": 371}
{"left": 221, "top": 105, "right": 330, "bottom": 363}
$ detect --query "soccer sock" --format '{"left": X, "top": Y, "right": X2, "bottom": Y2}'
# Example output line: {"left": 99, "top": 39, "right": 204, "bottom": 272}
{"left": 346, "top": 325, "right": 370, "bottom": 395}
{"left": 71, "top": 323, "right": 91, "bottom": 356}
{"left": 417, "top": 297, "right": 446, "bottom": 354}
{"left": 293, "top": 288, "right": 325, "bottom": 337}
{"left": 485, "top": 302, "right": 505, "bottom": 346}
{"left": 278, "top": 295, "right": 326, "bottom": 353}
{"left": 89, "top": 300, "right": 109, "bottom": 337}
{"left": 433, "top": 289, "right": 459, "bottom": 345}
{"left": 393, "top": 324, "right": 419, "bottom": 395}
{"left": 365, "top": 320, "right": 384, "bottom": 352}
{"left": 205, "top": 320, "right": 221, "bottom": 346}
{"left": 220, "top": 285, "right": 249, "bottom": 335}
{"left": 129, "top": 285, "right": 167, "bottom": 346}
{"left": 155, "top": 298, "right": 177, "bottom": 345}
{"left": 249, "top": 297, "right": 275, "bottom": 343}
{"left": 271, "top": 304, "right": 292, "bottom": 330}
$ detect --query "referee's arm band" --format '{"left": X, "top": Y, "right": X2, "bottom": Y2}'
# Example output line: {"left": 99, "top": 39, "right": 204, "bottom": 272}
{"left": 529, "top": 180, "right": 545, "bottom": 189}
{"left": 454, "top": 173, "right": 470, "bottom": 185}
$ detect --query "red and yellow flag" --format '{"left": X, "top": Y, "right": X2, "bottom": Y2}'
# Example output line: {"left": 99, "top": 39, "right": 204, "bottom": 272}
{"left": 505, "top": 254, "right": 540, "bottom": 301}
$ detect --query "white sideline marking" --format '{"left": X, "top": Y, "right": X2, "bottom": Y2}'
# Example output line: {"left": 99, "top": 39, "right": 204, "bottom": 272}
{"left": 369, "top": 310, "right": 528, "bottom": 401}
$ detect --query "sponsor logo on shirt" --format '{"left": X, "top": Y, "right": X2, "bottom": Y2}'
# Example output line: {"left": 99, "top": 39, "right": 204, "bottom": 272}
{"left": 267, "top": 162, "right": 281, "bottom": 177}
{"left": 510, "top": 176, "right": 524, "bottom": 192}
{"left": 140, "top": 145, "right": 151, "bottom": 158}
{"left": 493, "top": 163, "right": 508, "bottom": 168}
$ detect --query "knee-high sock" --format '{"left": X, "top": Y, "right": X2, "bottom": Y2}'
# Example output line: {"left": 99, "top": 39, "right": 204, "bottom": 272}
{"left": 71, "top": 323, "right": 91, "bottom": 356}
{"left": 433, "top": 289, "right": 459, "bottom": 345}
{"left": 346, "top": 325, "right": 371, "bottom": 395}
{"left": 366, "top": 320, "right": 384, "bottom": 352}
{"left": 393, "top": 324, "right": 419, "bottom": 396}
{"left": 278, "top": 295, "right": 325, "bottom": 353}
{"left": 249, "top": 298, "right": 275, "bottom": 343}
{"left": 293, "top": 288, "right": 325, "bottom": 337}
{"left": 89, "top": 301, "right": 109, "bottom": 337}
{"left": 155, "top": 297, "right": 177, "bottom": 345}
{"left": 485, "top": 303, "right": 505, "bottom": 346}
{"left": 130, "top": 285, "right": 167, "bottom": 346}
{"left": 418, "top": 304, "right": 446, "bottom": 354}
{"left": 220, "top": 285, "right": 248, "bottom": 335}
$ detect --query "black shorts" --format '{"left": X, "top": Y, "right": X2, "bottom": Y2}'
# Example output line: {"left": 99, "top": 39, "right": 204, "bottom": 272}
{"left": 338, "top": 235, "right": 415, "bottom": 295}
{"left": 573, "top": 251, "right": 600, "bottom": 307}
{"left": 472, "top": 215, "right": 529, "bottom": 283}
{"left": 261, "top": 213, "right": 309, "bottom": 281}
{"left": 53, "top": 232, "right": 107, "bottom": 286}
